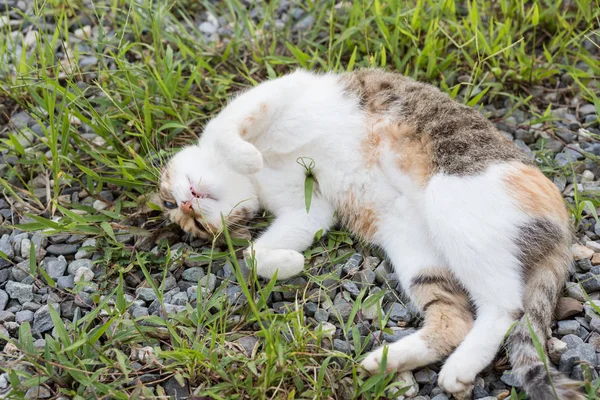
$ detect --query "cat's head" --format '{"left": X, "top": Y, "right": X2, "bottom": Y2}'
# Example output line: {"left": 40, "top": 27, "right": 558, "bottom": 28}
{"left": 159, "top": 145, "right": 259, "bottom": 241}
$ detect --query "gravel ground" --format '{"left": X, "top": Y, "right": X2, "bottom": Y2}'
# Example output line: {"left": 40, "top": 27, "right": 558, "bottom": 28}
{"left": 1, "top": 1, "right": 600, "bottom": 399}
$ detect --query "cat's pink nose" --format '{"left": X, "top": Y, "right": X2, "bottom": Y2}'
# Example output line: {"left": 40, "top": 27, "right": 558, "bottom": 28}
{"left": 180, "top": 201, "right": 194, "bottom": 215}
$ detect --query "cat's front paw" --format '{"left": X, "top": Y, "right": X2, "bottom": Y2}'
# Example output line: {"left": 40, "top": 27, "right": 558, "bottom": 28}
{"left": 231, "top": 141, "right": 263, "bottom": 175}
{"left": 244, "top": 247, "right": 305, "bottom": 280}
{"left": 438, "top": 354, "right": 476, "bottom": 397}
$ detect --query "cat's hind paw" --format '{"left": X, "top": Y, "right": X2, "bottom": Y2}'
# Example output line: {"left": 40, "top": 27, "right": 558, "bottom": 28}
{"left": 244, "top": 247, "right": 305, "bottom": 280}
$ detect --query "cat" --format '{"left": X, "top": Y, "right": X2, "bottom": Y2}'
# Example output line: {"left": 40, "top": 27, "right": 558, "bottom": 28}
{"left": 159, "top": 69, "right": 582, "bottom": 399}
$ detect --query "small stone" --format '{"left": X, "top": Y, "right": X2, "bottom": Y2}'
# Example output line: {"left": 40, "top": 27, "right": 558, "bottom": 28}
{"left": 556, "top": 297, "right": 584, "bottom": 320}
{"left": 319, "top": 322, "right": 336, "bottom": 336}
{"left": 67, "top": 258, "right": 92, "bottom": 275}
{"left": 199, "top": 21, "right": 217, "bottom": 34}
{"left": 74, "top": 266, "right": 94, "bottom": 282}
{"left": 333, "top": 338, "right": 353, "bottom": 354}
{"left": 414, "top": 369, "right": 437, "bottom": 384}
{"left": 0, "top": 290, "right": 7, "bottom": 311}
{"left": 183, "top": 267, "right": 205, "bottom": 282}
{"left": 343, "top": 253, "right": 363, "bottom": 275}
{"left": 10, "top": 261, "right": 30, "bottom": 282}
{"left": 199, "top": 273, "right": 216, "bottom": 292}
{"left": 580, "top": 104, "right": 597, "bottom": 116}
{"left": 0, "top": 234, "right": 14, "bottom": 259}
{"left": 164, "top": 376, "right": 189, "bottom": 400}
{"left": 5, "top": 281, "right": 34, "bottom": 303}
{"left": 566, "top": 283, "right": 587, "bottom": 302}
{"left": 170, "top": 292, "right": 188, "bottom": 306}
{"left": 558, "top": 320, "right": 581, "bottom": 336}
{"left": 558, "top": 348, "right": 580, "bottom": 373}
{"left": 46, "top": 243, "right": 79, "bottom": 256}
{"left": 57, "top": 275, "right": 75, "bottom": 289}
{"left": 74, "top": 238, "right": 96, "bottom": 259}
{"left": 572, "top": 244, "right": 595, "bottom": 260}
{"left": 25, "top": 386, "right": 51, "bottom": 399}
{"left": 32, "top": 304, "right": 60, "bottom": 334}
{"left": 588, "top": 331, "right": 600, "bottom": 351}
{"left": 41, "top": 255, "right": 67, "bottom": 279}
{"left": 576, "top": 343, "right": 597, "bottom": 366}
{"left": 342, "top": 281, "right": 361, "bottom": 297}
{"left": 548, "top": 337, "right": 568, "bottom": 364}
{"left": 236, "top": 336, "right": 258, "bottom": 357}
{"left": 315, "top": 309, "right": 329, "bottom": 322}
{"left": 500, "top": 370, "right": 521, "bottom": 387}
{"left": 15, "top": 309, "right": 33, "bottom": 323}
{"left": 136, "top": 287, "right": 157, "bottom": 302}
{"left": 20, "top": 238, "right": 31, "bottom": 258}
{"left": 0, "top": 311, "right": 14, "bottom": 322}
{"left": 571, "top": 364, "right": 599, "bottom": 381}
{"left": 131, "top": 306, "right": 149, "bottom": 319}
{"left": 332, "top": 294, "right": 353, "bottom": 322}
{"left": 593, "top": 254, "right": 600, "bottom": 266}
{"left": 590, "top": 317, "right": 600, "bottom": 333}
{"left": 385, "top": 302, "right": 412, "bottom": 323}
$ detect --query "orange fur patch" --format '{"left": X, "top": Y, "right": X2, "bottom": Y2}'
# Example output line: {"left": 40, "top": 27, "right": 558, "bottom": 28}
{"left": 504, "top": 163, "right": 568, "bottom": 221}
{"left": 361, "top": 125, "right": 382, "bottom": 168}
{"left": 384, "top": 123, "right": 433, "bottom": 185}
{"left": 337, "top": 191, "right": 379, "bottom": 240}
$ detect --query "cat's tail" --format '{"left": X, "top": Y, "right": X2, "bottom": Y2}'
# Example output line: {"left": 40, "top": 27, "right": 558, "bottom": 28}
{"left": 507, "top": 236, "right": 585, "bottom": 400}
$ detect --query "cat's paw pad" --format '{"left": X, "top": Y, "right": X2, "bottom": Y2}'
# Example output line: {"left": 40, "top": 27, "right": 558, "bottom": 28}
{"left": 245, "top": 247, "right": 304, "bottom": 280}
{"left": 438, "top": 358, "right": 475, "bottom": 396}
{"left": 232, "top": 142, "right": 263, "bottom": 175}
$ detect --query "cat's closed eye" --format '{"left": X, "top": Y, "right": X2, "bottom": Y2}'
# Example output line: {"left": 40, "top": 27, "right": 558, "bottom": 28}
{"left": 163, "top": 200, "right": 177, "bottom": 209}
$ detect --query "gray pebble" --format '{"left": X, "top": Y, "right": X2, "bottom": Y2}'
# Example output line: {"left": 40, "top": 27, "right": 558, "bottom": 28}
{"left": 332, "top": 294, "right": 353, "bottom": 321}
{"left": 576, "top": 343, "right": 597, "bottom": 366}
{"left": 558, "top": 348, "right": 580, "bottom": 373}
{"left": 562, "top": 334, "right": 584, "bottom": 349}
{"left": 236, "top": 336, "right": 258, "bottom": 357}
{"left": 0, "top": 289, "right": 7, "bottom": 311}
{"left": 74, "top": 238, "right": 96, "bottom": 259}
{"left": 136, "top": 287, "right": 157, "bottom": 302}
{"left": 57, "top": 275, "right": 75, "bottom": 289}
{"left": 342, "top": 281, "right": 361, "bottom": 297}
{"left": 333, "top": 338, "right": 353, "bottom": 354}
{"left": 0, "top": 311, "right": 15, "bottom": 322}
{"left": 15, "top": 309, "right": 33, "bottom": 323}
{"left": 67, "top": 259, "right": 92, "bottom": 276}
{"left": 199, "top": 22, "right": 217, "bottom": 34}
{"left": 414, "top": 369, "right": 437, "bottom": 384}
{"left": 386, "top": 302, "right": 412, "bottom": 323}
{"left": 32, "top": 303, "right": 60, "bottom": 334}
{"left": 25, "top": 386, "right": 51, "bottom": 399}
{"left": 580, "top": 104, "right": 597, "bottom": 116}
{"left": 183, "top": 267, "right": 205, "bottom": 282}
{"left": 500, "top": 370, "right": 521, "bottom": 387}
{"left": 171, "top": 292, "right": 188, "bottom": 306}
{"left": 315, "top": 309, "right": 329, "bottom": 323}
{"left": 46, "top": 243, "right": 79, "bottom": 255}
{"left": 199, "top": 273, "right": 216, "bottom": 293}
{"left": 343, "top": 253, "right": 362, "bottom": 275}
{"left": 131, "top": 306, "right": 149, "bottom": 319}
{"left": 41, "top": 255, "right": 67, "bottom": 279}
{"left": 571, "top": 364, "right": 598, "bottom": 381}
{"left": 11, "top": 260, "right": 31, "bottom": 282}
{"left": 5, "top": 281, "right": 33, "bottom": 303}
{"left": 0, "top": 234, "right": 14, "bottom": 259}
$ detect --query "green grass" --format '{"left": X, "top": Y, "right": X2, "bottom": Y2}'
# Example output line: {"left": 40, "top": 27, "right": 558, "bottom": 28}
{"left": 0, "top": 0, "right": 599, "bottom": 398}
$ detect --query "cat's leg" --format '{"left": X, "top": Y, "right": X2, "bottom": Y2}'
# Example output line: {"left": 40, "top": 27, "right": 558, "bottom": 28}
{"left": 361, "top": 268, "right": 473, "bottom": 373}
{"left": 246, "top": 197, "right": 335, "bottom": 280}
{"left": 361, "top": 203, "right": 473, "bottom": 374}
{"left": 423, "top": 165, "right": 527, "bottom": 396}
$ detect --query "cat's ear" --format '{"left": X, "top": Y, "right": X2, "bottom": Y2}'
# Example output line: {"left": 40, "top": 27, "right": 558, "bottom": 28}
{"left": 216, "top": 137, "right": 263, "bottom": 175}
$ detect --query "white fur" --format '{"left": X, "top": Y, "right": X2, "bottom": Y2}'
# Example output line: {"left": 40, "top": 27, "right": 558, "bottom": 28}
{"left": 167, "top": 70, "right": 535, "bottom": 396}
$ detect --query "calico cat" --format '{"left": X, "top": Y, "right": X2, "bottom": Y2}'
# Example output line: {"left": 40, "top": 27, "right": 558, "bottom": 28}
{"left": 159, "top": 69, "right": 581, "bottom": 399}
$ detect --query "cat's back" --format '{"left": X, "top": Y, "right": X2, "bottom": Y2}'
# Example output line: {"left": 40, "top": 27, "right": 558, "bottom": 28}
{"left": 340, "top": 69, "right": 532, "bottom": 179}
